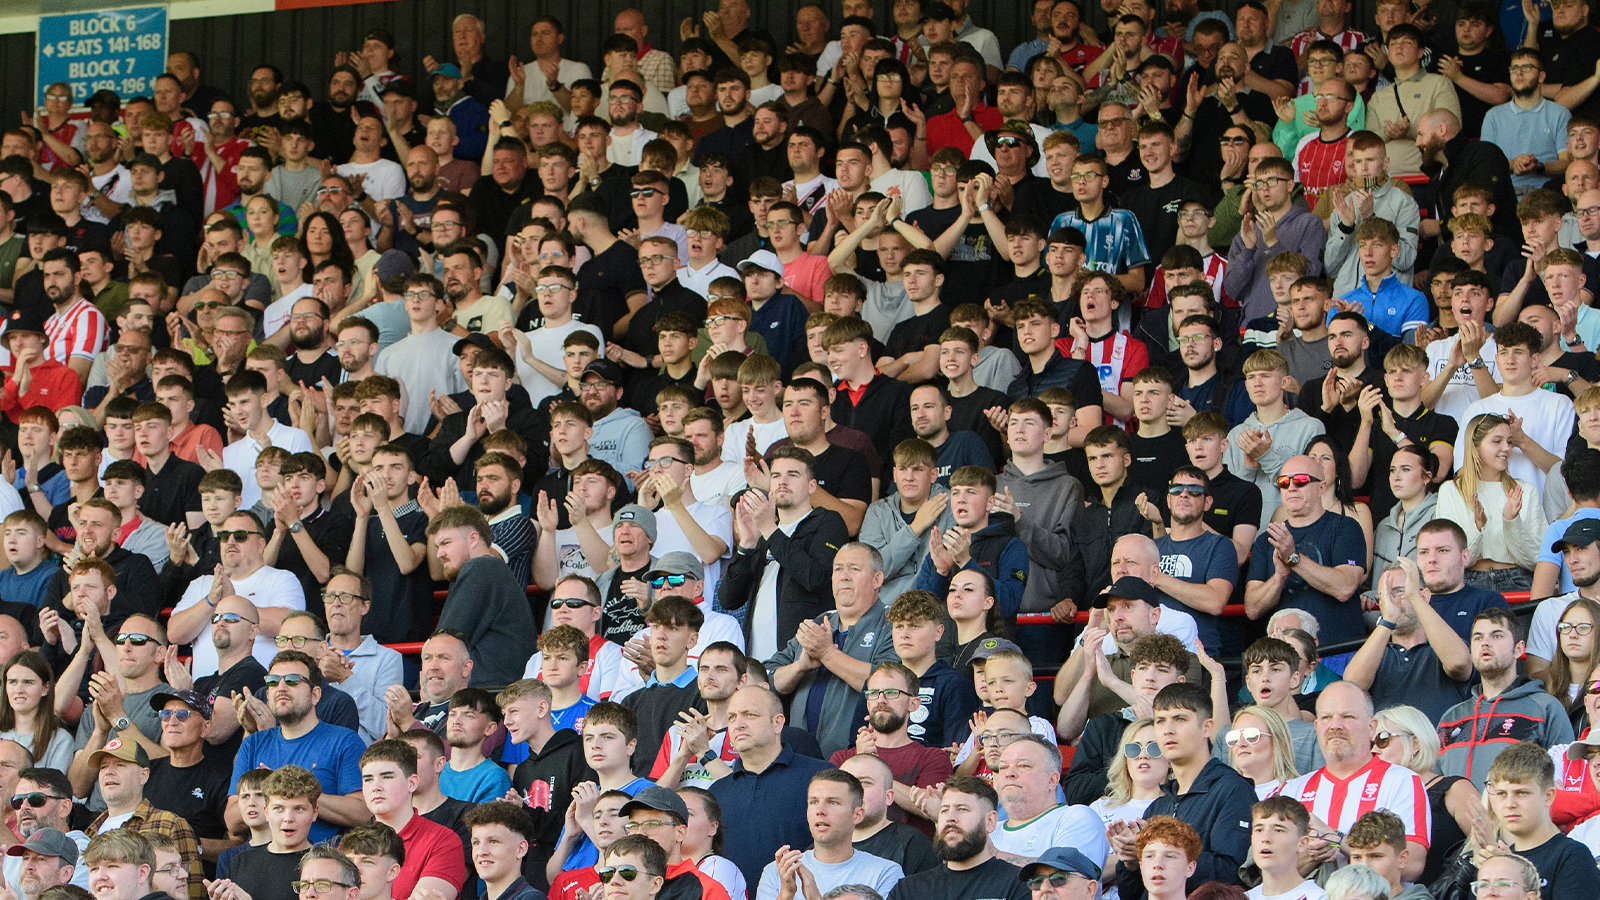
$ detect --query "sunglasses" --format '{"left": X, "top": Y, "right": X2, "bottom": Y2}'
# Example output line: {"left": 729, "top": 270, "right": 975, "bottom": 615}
{"left": 1219, "top": 136, "right": 1250, "bottom": 145}
{"left": 158, "top": 709, "right": 197, "bottom": 721}
{"left": 217, "top": 530, "right": 261, "bottom": 543}
{"left": 1124, "top": 741, "right": 1161, "bottom": 759}
{"left": 211, "top": 612, "right": 256, "bottom": 625}
{"left": 995, "top": 136, "right": 1023, "bottom": 147}
{"left": 1224, "top": 727, "right": 1264, "bottom": 747}
{"left": 11, "top": 793, "right": 63, "bottom": 808}
{"left": 1275, "top": 473, "right": 1322, "bottom": 489}
{"left": 264, "top": 673, "right": 311, "bottom": 687}
{"left": 650, "top": 574, "right": 689, "bottom": 588}
{"left": 1167, "top": 484, "right": 1205, "bottom": 496}
{"left": 113, "top": 633, "right": 163, "bottom": 647}
{"left": 629, "top": 188, "right": 661, "bottom": 198}
{"left": 1027, "top": 874, "right": 1078, "bottom": 890}
{"left": 1374, "top": 730, "right": 1410, "bottom": 749}
{"left": 193, "top": 300, "right": 222, "bottom": 311}
{"left": 549, "top": 599, "right": 597, "bottom": 610}
{"left": 597, "top": 866, "right": 657, "bottom": 884}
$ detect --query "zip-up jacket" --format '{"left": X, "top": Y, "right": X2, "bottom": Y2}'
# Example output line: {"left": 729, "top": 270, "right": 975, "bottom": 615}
{"left": 722, "top": 508, "right": 850, "bottom": 651}
{"left": 1439, "top": 676, "right": 1576, "bottom": 786}
{"left": 1115, "top": 757, "right": 1254, "bottom": 900}
{"left": 913, "top": 513, "right": 1029, "bottom": 619}
{"left": 1063, "top": 482, "right": 1154, "bottom": 604}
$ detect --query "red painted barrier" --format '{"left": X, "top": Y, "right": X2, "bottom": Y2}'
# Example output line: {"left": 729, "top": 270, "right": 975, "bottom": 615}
{"left": 1012, "top": 591, "right": 1535, "bottom": 628}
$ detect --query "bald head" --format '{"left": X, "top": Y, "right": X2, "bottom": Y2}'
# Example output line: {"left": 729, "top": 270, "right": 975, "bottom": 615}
{"left": 1566, "top": 159, "right": 1599, "bottom": 197}
{"left": 0, "top": 616, "right": 25, "bottom": 662}
{"left": 732, "top": 684, "right": 783, "bottom": 718}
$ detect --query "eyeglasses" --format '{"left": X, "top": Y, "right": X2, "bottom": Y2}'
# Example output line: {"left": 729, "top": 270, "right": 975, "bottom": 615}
{"left": 1097, "top": 116, "right": 1130, "bottom": 126}
{"left": 1509, "top": 63, "right": 1541, "bottom": 74}
{"left": 290, "top": 312, "right": 323, "bottom": 322}
{"left": 534, "top": 284, "right": 568, "bottom": 294}
{"left": 275, "top": 635, "right": 317, "bottom": 649}
{"left": 1307, "top": 56, "right": 1339, "bottom": 66}
{"left": 403, "top": 290, "right": 437, "bottom": 301}
{"left": 217, "top": 530, "right": 261, "bottom": 543}
{"left": 1310, "top": 830, "right": 1343, "bottom": 847}
{"left": 639, "top": 254, "right": 674, "bottom": 265}
{"left": 207, "top": 112, "right": 234, "bottom": 119}
{"left": 766, "top": 218, "right": 797, "bottom": 228}
{"left": 1374, "top": 730, "right": 1410, "bottom": 749}
{"left": 579, "top": 382, "right": 612, "bottom": 392}
{"left": 292, "top": 881, "right": 356, "bottom": 895}
{"left": 1067, "top": 173, "right": 1100, "bottom": 182}
{"left": 706, "top": 315, "right": 738, "bottom": 326}
{"left": 158, "top": 709, "right": 197, "bottom": 721}
{"left": 1224, "top": 727, "right": 1265, "bottom": 747}
{"left": 1027, "top": 874, "right": 1079, "bottom": 890}
{"left": 622, "top": 820, "right": 674, "bottom": 833}
{"left": 930, "top": 165, "right": 960, "bottom": 176}
{"left": 1312, "top": 92, "right": 1351, "bottom": 102}
{"left": 649, "top": 573, "right": 690, "bottom": 588}
{"left": 1560, "top": 622, "right": 1596, "bottom": 636}
{"left": 264, "top": 673, "right": 312, "bottom": 687}
{"left": 45, "top": 93, "right": 71, "bottom": 102}
{"left": 210, "top": 271, "right": 245, "bottom": 281}
{"left": 211, "top": 612, "right": 258, "bottom": 625}
{"left": 976, "top": 731, "right": 1028, "bottom": 747}
{"left": 629, "top": 188, "right": 661, "bottom": 199}
{"left": 1219, "top": 136, "right": 1250, "bottom": 145}
{"left": 642, "top": 457, "right": 686, "bottom": 471}
{"left": 597, "top": 866, "right": 658, "bottom": 884}
{"left": 1252, "top": 177, "right": 1290, "bottom": 189}
{"left": 864, "top": 688, "right": 909, "bottom": 700}
{"left": 1124, "top": 741, "right": 1162, "bottom": 759}
{"left": 11, "top": 793, "right": 63, "bottom": 808}
{"left": 1275, "top": 473, "right": 1322, "bottom": 489}
{"left": 316, "top": 187, "right": 348, "bottom": 196}
{"left": 550, "top": 598, "right": 598, "bottom": 610}
{"left": 1577, "top": 206, "right": 1600, "bottom": 217}
{"left": 322, "top": 591, "right": 366, "bottom": 607}
{"left": 1472, "top": 880, "right": 1528, "bottom": 897}
{"left": 1167, "top": 484, "right": 1206, "bottom": 496}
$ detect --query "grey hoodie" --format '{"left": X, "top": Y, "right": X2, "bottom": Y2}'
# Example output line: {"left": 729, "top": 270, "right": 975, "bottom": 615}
{"left": 1223, "top": 204, "right": 1328, "bottom": 320}
{"left": 1323, "top": 180, "right": 1422, "bottom": 298}
{"left": 859, "top": 484, "right": 955, "bottom": 603}
{"left": 590, "top": 407, "right": 653, "bottom": 487}
{"left": 998, "top": 460, "right": 1086, "bottom": 613}
{"left": 1372, "top": 492, "right": 1439, "bottom": 591}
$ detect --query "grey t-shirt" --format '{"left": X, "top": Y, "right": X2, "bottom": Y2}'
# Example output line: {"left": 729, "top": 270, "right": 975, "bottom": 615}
{"left": 73, "top": 683, "right": 166, "bottom": 810}
{"left": 756, "top": 849, "right": 904, "bottom": 900}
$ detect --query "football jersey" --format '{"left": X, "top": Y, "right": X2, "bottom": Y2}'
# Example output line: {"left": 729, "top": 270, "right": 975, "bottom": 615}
{"left": 1279, "top": 757, "right": 1432, "bottom": 845}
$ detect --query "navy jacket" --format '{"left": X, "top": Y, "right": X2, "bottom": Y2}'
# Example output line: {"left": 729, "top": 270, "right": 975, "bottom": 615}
{"left": 1116, "top": 757, "right": 1253, "bottom": 899}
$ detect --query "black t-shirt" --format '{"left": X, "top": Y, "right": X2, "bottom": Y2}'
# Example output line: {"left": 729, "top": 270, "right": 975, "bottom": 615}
{"left": 359, "top": 505, "right": 433, "bottom": 643}
{"left": 887, "top": 305, "right": 952, "bottom": 361}
{"left": 283, "top": 349, "right": 344, "bottom": 390}
{"left": 811, "top": 444, "right": 874, "bottom": 504}
{"left": 1122, "top": 175, "right": 1216, "bottom": 268}
{"left": 602, "top": 562, "right": 652, "bottom": 645}
{"left": 141, "top": 456, "right": 205, "bottom": 527}
{"left": 1539, "top": 23, "right": 1600, "bottom": 122}
{"left": 1437, "top": 48, "right": 1509, "bottom": 136}
{"left": 467, "top": 175, "right": 542, "bottom": 243}
{"left": 907, "top": 206, "right": 998, "bottom": 305}
{"left": 1128, "top": 430, "right": 1190, "bottom": 492}
{"left": 1516, "top": 832, "right": 1600, "bottom": 900}
{"left": 886, "top": 858, "right": 1032, "bottom": 900}
{"left": 988, "top": 268, "right": 1052, "bottom": 315}
{"left": 195, "top": 655, "right": 269, "bottom": 762}
{"left": 264, "top": 505, "right": 353, "bottom": 620}
{"left": 1362, "top": 405, "right": 1459, "bottom": 521}
{"left": 855, "top": 822, "right": 942, "bottom": 875}
{"left": 576, "top": 240, "right": 648, "bottom": 330}
{"left": 947, "top": 384, "right": 1009, "bottom": 467}
{"left": 146, "top": 754, "right": 233, "bottom": 839}
{"left": 1548, "top": 351, "right": 1600, "bottom": 399}
{"left": 229, "top": 846, "right": 303, "bottom": 900}
{"left": 1010, "top": 181, "right": 1077, "bottom": 227}
{"left": 622, "top": 281, "right": 709, "bottom": 357}
{"left": 1204, "top": 467, "right": 1263, "bottom": 544}
{"left": 63, "top": 218, "right": 112, "bottom": 254}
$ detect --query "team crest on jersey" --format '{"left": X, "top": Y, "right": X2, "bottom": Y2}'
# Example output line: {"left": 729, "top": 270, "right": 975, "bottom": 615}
{"left": 1500, "top": 718, "right": 1515, "bottom": 734}
{"left": 861, "top": 632, "right": 877, "bottom": 647}
{"left": 1362, "top": 783, "right": 1380, "bottom": 801}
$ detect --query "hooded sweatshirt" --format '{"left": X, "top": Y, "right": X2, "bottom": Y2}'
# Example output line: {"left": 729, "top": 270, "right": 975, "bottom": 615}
{"left": 590, "top": 406, "right": 653, "bottom": 486}
{"left": 859, "top": 484, "right": 956, "bottom": 602}
{"left": 998, "top": 461, "right": 1085, "bottom": 614}
{"left": 1372, "top": 492, "right": 1438, "bottom": 591}
{"left": 1438, "top": 676, "right": 1576, "bottom": 786}
{"left": 913, "top": 513, "right": 1029, "bottom": 619}
{"left": 512, "top": 727, "right": 596, "bottom": 889}
{"left": 1321, "top": 178, "right": 1422, "bottom": 298}
{"left": 1222, "top": 203, "right": 1328, "bottom": 320}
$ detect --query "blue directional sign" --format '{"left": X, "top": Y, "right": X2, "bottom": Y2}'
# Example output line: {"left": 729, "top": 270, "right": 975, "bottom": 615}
{"left": 35, "top": 6, "right": 168, "bottom": 107}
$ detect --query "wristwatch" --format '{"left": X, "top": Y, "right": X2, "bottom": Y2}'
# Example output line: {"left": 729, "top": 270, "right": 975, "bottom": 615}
{"left": 1466, "top": 357, "right": 1487, "bottom": 370}
{"left": 113, "top": 716, "right": 130, "bottom": 732}
{"left": 698, "top": 749, "right": 719, "bottom": 766}
{"left": 289, "top": 520, "right": 305, "bottom": 534}
{"left": 1285, "top": 552, "right": 1301, "bottom": 568}
{"left": 1376, "top": 617, "right": 1398, "bottom": 631}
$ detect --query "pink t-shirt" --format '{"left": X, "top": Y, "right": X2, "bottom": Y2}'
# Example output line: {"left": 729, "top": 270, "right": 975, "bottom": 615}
{"left": 781, "top": 253, "right": 831, "bottom": 304}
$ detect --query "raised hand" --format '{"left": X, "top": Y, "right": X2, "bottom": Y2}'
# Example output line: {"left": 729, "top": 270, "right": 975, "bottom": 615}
{"left": 1503, "top": 484, "right": 1524, "bottom": 521}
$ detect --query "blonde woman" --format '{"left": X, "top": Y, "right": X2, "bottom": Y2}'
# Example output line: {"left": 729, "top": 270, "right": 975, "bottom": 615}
{"left": 1374, "top": 704, "right": 1485, "bottom": 884}
{"left": 1437, "top": 413, "right": 1547, "bottom": 592}
{"left": 1223, "top": 705, "right": 1298, "bottom": 798}
{"left": 1091, "top": 718, "right": 1169, "bottom": 825}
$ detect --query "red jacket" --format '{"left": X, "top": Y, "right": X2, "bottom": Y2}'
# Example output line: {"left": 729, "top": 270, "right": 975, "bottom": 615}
{"left": 0, "top": 360, "right": 82, "bottom": 421}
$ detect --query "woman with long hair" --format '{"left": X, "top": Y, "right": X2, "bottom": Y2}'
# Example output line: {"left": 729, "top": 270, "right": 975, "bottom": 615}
{"left": 241, "top": 195, "right": 281, "bottom": 285}
{"left": 1371, "top": 445, "right": 1439, "bottom": 589}
{"left": 1546, "top": 597, "right": 1600, "bottom": 729}
{"left": 299, "top": 211, "right": 357, "bottom": 286}
{"left": 1273, "top": 435, "right": 1374, "bottom": 569}
{"left": 1373, "top": 704, "right": 1484, "bottom": 885}
{"left": 1026, "top": 55, "right": 1068, "bottom": 127}
{"left": 1223, "top": 705, "right": 1298, "bottom": 798}
{"left": 1437, "top": 413, "right": 1548, "bottom": 592}
{"left": 1092, "top": 718, "right": 1168, "bottom": 825}
{"left": 0, "top": 651, "right": 73, "bottom": 772}
{"left": 945, "top": 571, "right": 1006, "bottom": 672}
{"left": 679, "top": 787, "right": 746, "bottom": 900}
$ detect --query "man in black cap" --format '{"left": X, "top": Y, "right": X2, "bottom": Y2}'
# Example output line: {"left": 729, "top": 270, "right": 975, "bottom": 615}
{"left": 0, "top": 306, "right": 81, "bottom": 419}
{"left": 1017, "top": 848, "right": 1102, "bottom": 900}
{"left": 1527, "top": 518, "right": 1600, "bottom": 682}
{"left": 582, "top": 358, "right": 653, "bottom": 484}
{"left": 144, "top": 690, "right": 232, "bottom": 862}
{"left": 8, "top": 214, "right": 68, "bottom": 320}
{"left": 619, "top": 785, "right": 733, "bottom": 900}
{"left": 1052, "top": 567, "right": 1202, "bottom": 724}
{"left": 4, "top": 827, "right": 81, "bottom": 898}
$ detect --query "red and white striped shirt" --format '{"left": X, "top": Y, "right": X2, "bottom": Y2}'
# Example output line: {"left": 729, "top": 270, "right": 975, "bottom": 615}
{"left": 1289, "top": 28, "right": 1369, "bottom": 60}
{"left": 1293, "top": 133, "right": 1350, "bottom": 209}
{"left": 1279, "top": 757, "right": 1432, "bottom": 846}
{"left": 196, "top": 135, "right": 252, "bottom": 216}
{"left": 1056, "top": 330, "right": 1149, "bottom": 428}
{"left": 44, "top": 297, "right": 107, "bottom": 365}
{"left": 1145, "top": 253, "right": 1233, "bottom": 309}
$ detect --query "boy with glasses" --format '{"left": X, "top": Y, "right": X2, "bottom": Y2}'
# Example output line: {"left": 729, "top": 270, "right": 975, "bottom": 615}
{"left": 1049, "top": 156, "right": 1149, "bottom": 296}
{"left": 500, "top": 266, "right": 605, "bottom": 405}
{"left": 1222, "top": 158, "right": 1328, "bottom": 320}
